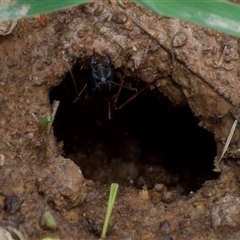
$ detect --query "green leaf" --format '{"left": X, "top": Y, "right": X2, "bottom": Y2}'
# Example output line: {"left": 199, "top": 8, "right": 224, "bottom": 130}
{"left": 0, "top": 0, "right": 87, "bottom": 21}
{"left": 42, "top": 211, "right": 57, "bottom": 230}
{"left": 136, "top": 0, "right": 240, "bottom": 37}
{"left": 39, "top": 115, "right": 54, "bottom": 133}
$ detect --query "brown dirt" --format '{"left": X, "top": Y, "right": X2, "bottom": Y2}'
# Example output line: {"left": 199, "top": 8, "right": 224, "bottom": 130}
{"left": 1, "top": 1, "right": 240, "bottom": 239}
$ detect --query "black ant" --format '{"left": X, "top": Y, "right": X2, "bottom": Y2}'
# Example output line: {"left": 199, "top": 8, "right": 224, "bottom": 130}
{"left": 68, "top": 52, "right": 150, "bottom": 119}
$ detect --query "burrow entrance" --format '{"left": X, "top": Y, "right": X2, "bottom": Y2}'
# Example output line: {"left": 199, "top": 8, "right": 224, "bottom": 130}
{"left": 49, "top": 62, "right": 219, "bottom": 195}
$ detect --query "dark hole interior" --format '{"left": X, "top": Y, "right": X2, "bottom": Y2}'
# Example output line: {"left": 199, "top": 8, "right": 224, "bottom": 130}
{"left": 49, "top": 63, "right": 219, "bottom": 195}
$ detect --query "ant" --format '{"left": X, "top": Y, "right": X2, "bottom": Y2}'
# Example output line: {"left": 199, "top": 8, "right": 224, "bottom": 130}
{"left": 69, "top": 52, "right": 150, "bottom": 119}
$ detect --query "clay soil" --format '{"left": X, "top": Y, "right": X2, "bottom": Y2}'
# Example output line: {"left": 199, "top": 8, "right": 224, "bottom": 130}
{"left": 1, "top": 1, "right": 240, "bottom": 239}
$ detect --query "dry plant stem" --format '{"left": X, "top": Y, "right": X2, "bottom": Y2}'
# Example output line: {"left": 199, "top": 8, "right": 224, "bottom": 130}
{"left": 214, "top": 46, "right": 227, "bottom": 67}
{"left": 6, "top": 226, "right": 27, "bottom": 240}
{"left": 216, "top": 116, "right": 240, "bottom": 171}
{"left": 47, "top": 100, "right": 60, "bottom": 134}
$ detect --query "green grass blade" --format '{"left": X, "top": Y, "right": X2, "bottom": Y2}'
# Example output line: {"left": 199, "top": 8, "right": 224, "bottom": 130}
{"left": 136, "top": 0, "right": 240, "bottom": 37}
{"left": 0, "top": 0, "right": 87, "bottom": 21}
{"left": 101, "top": 183, "right": 119, "bottom": 238}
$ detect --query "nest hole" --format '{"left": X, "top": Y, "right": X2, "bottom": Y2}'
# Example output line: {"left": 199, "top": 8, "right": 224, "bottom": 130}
{"left": 49, "top": 63, "right": 219, "bottom": 195}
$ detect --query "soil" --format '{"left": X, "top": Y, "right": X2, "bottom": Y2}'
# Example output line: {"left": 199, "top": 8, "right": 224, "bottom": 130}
{"left": 1, "top": 0, "right": 240, "bottom": 239}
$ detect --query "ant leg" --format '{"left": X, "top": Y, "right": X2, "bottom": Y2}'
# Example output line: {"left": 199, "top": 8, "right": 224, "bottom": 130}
{"left": 114, "top": 78, "right": 124, "bottom": 106}
{"left": 104, "top": 53, "right": 112, "bottom": 68}
{"left": 90, "top": 55, "right": 97, "bottom": 70}
{"left": 116, "top": 41, "right": 153, "bottom": 110}
{"left": 116, "top": 82, "right": 151, "bottom": 110}
{"left": 63, "top": 82, "right": 74, "bottom": 102}
{"left": 112, "top": 55, "right": 138, "bottom": 109}
{"left": 66, "top": 68, "right": 88, "bottom": 104}
{"left": 73, "top": 80, "right": 100, "bottom": 104}
{"left": 111, "top": 78, "right": 138, "bottom": 109}
{"left": 73, "top": 83, "right": 87, "bottom": 103}
{"left": 108, "top": 100, "right": 112, "bottom": 120}
{"left": 69, "top": 69, "right": 79, "bottom": 97}
{"left": 64, "top": 68, "right": 82, "bottom": 102}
